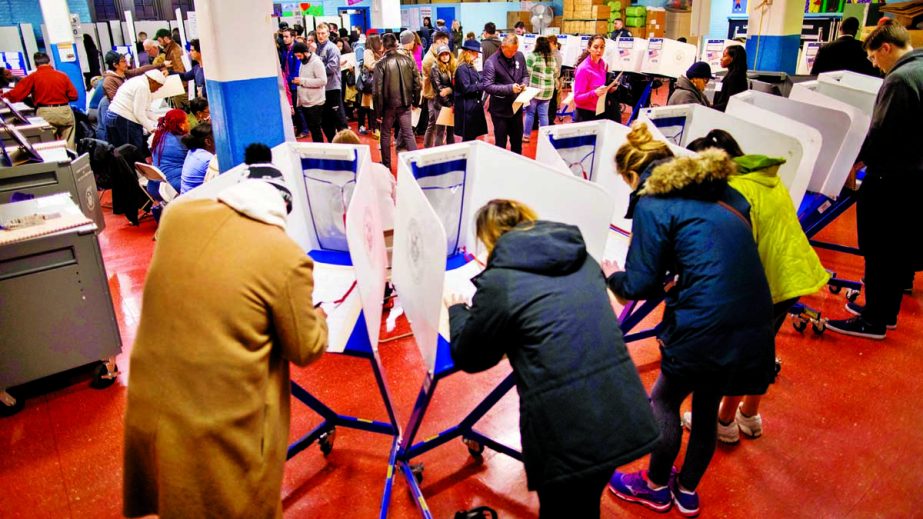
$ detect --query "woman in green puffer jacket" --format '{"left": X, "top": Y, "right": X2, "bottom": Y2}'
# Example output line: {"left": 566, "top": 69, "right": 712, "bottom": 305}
{"left": 685, "top": 130, "right": 830, "bottom": 444}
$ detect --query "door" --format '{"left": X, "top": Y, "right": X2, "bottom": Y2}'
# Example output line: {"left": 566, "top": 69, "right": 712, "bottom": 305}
{"left": 436, "top": 7, "right": 455, "bottom": 34}
{"left": 338, "top": 7, "right": 370, "bottom": 34}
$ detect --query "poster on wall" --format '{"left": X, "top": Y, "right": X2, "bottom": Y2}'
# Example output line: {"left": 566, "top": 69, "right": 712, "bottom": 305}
{"left": 281, "top": 3, "right": 303, "bottom": 17}
{"left": 420, "top": 6, "right": 433, "bottom": 24}
{"left": 732, "top": 0, "right": 748, "bottom": 15}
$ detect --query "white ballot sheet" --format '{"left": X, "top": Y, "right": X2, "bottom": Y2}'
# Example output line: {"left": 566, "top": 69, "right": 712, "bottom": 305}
{"left": 151, "top": 74, "right": 185, "bottom": 100}
{"left": 311, "top": 261, "right": 362, "bottom": 354}
{"left": 438, "top": 259, "right": 484, "bottom": 339}
{"left": 512, "top": 86, "right": 540, "bottom": 114}
{"left": 340, "top": 52, "right": 356, "bottom": 71}
{"left": 595, "top": 72, "right": 623, "bottom": 116}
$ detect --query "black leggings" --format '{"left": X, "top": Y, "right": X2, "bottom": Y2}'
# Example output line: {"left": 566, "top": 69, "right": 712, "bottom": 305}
{"left": 647, "top": 373, "right": 723, "bottom": 491}
{"left": 537, "top": 469, "right": 613, "bottom": 519}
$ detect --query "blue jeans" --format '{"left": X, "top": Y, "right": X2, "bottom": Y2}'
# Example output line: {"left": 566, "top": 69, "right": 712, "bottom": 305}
{"left": 523, "top": 98, "right": 550, "bottom": 137}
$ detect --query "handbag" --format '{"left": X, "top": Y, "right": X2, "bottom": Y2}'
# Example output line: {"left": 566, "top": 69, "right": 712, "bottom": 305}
{"left": 357, "top": 66, "right": 374, "bottom": 93}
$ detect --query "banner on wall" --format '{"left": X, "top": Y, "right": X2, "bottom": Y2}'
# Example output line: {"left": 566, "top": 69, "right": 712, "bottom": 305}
{"left": 281, "top": 2, "right": 303, "bottom": 16}
{"left": 732, "top": 0, "right": 747, "bottom": 15}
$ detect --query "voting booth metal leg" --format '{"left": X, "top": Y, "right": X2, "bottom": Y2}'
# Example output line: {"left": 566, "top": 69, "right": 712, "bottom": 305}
{"left": 799, "top": 190, "right": 864, "bottom": 297}
{"left": 286, "top": 348, "right": 400, "bottom": 519}
{"left": 618, "top": 297, "right": 664, "bottom": 344}
{"left": 395, "top": 370, "right": 521, "bottom": 518}
{"left": 629, "top": 80, "right": 655, "bottom": 124}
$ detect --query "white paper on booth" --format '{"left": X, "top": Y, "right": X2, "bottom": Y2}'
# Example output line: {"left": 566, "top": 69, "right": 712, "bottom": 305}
{"left": 151, "top": 74, "right": 185, "bottom": 100}
{"left": 311, "top": 261, "right": 361, "bottom": 353}
{"left": 512, "top": 86, "right": 540, "bottom": 114}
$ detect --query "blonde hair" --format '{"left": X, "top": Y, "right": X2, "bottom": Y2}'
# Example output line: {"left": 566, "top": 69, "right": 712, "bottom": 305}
{"left": 459, "top": 50, "right": 478, "bottom": 66}
{"left": 332, "top": 129, "right": 361, "bottom": 144}
{"left": 475, "top": 199, "right": 538, "bottom": 255}
{"left": 614, "top": 121, "right": 674, "bottom": 184}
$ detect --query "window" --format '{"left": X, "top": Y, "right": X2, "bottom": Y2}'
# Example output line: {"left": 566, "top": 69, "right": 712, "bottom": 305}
{"left": 172, "top": 0, "right": 195, "bottom": 13}
{"left": 93, "top": 0, "right": 120, "bottom": 21}
{"left": 133, "top": 0, "right": 159, "bottom": 20}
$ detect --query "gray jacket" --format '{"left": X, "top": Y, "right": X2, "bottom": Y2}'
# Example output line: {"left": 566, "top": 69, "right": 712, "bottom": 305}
{"left": 668, "top": 75, "right": 710, "bottom": 107}
{"left": 295, "top": 54, "right": 327, "bottom": 108}
{"left": 316, "top": 40, "right": 341, "bottom": 91}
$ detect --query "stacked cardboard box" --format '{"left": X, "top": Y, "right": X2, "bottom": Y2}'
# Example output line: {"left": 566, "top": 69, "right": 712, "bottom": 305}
{"left": 507, "top": 11, "right": 533, "bottom": 32}
{"left": 643, "top": 7, "right": 666, "bottom": 38}
{"left": 563, "top": 0, "right": 610, "bottom": 34}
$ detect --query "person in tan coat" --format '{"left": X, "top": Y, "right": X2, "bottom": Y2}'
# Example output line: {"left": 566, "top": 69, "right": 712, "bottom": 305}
{"left": 123, "top": 161, "right": 328, "bottom": 519}
{"left": 155, "top": 28, "right": 189, "bottom": 108}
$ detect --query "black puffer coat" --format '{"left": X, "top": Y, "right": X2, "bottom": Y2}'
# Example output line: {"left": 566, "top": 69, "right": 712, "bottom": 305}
{"left": 449, "top": 221, "right": 659, "bottom": 490}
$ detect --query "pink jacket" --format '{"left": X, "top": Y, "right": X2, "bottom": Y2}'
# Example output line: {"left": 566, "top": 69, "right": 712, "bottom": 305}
{"left": 573, "top": 57, "right": 607, "bottom": 112}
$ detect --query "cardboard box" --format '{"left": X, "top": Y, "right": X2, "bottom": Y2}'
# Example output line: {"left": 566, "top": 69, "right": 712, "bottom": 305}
{"left": 552, "top": 16, "right": 563, "bottom": 27}
{"left": 592, "top": 6, "right": 610, "bottom": 18}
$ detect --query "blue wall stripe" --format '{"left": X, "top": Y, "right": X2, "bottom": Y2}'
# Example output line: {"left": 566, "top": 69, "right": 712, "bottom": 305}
{"left": 746, "top": 34, "right": 801, "bottom": 75}
{"left": 49, "top": 45, "right": 86, "bottom": 110}
{"left": 206, "top": 76, "right": 286, "bottom": 172}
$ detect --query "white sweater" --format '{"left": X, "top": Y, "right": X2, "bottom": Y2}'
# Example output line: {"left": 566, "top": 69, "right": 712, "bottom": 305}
{"left": 108, "top": 75, "right": 158, "bottom": 132}
{"left": 295, "top": 54, "right": 327, "bottom": 108}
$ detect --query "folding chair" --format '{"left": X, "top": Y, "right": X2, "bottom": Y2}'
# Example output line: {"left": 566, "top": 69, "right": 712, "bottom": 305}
{"left": 134, "top": 162, "right": 178, "bottom": 203}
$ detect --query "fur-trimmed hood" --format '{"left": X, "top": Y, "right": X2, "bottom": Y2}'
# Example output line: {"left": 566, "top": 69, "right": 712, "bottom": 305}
{"left": 639, "top": 149, "right": 737, "bottom": 200}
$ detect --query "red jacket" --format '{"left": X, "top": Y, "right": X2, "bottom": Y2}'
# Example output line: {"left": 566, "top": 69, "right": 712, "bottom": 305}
{"left": 3, "top": 65, "right": 78, "bottom": 106}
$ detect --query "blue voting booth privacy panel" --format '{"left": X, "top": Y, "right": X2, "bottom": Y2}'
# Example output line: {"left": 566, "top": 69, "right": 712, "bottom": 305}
{"left": 649, "top": 116, "right": 688, "bottom": 146}
{"left": 548, "top": 134, "right": 598, "bottom": 182}
{"left": 302, "top": 154, "right": 359, "bottom": 252}
{"left": 410, "top": 158, "right": 468, "bottom": 256}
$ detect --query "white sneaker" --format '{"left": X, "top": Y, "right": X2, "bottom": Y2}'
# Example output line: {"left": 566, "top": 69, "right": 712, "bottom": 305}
{"left": 682, "top": 411, "right": 740, "bottom": 444}
{"left": 736, "top": 406, "right": 763, "bottom": 438}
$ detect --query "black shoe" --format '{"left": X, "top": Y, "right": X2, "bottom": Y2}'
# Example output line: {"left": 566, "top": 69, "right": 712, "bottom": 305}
{"left": 826, "top": 316, "right": 887, "bottom": 340}
{"left": 844, "top": 302, "right": 896, "bottom": 329}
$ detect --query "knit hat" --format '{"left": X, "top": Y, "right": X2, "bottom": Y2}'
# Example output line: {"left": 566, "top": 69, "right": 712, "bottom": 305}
{"left": 144, "top": 69, "right": 166, "bottom": 84}
{"left": 292, "top": 41, "right": 309, "bottom": 54}
{"left": 461, "top": 39, "right": 482, "bottom": 53}
{"left": 685, "top": 61, "right": 714, "bottom": 80}
{"left": 400, "top": 30, "right": 416, "bottom": 45}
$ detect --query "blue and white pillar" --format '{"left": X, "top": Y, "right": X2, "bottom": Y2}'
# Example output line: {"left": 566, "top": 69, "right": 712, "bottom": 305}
{"left": 38, "top": 0, "right": 86, "bottom": 109}
{"left": 195, "top": 0, "right": 287, "bottom": 171}
{"left": 745, "top": 0, "right": 804, "bottom": 74}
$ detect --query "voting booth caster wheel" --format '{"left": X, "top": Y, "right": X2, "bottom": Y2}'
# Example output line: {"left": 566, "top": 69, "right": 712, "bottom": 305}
{"left": 774, "top": 358, "right": 782, "bottom": 376}
{"left": 845, "top": 289, "right": 861, "bottom": 303}
{"left": 828, "top": 284, "right": 842, "bottom": 295}
{"left": 410, "top": 463, "right": 424, "bottom": 483}
{"left": 812, "top": 320, "right": 826, "bottom": 335}
{"left": 462, "top": 437, "right": 485, "bottom": 458}
{"left": 91, "top": 360, "right": 119, "bottom": 389}
{"left": 0, "top": 390, "right": 24, "bottom": 417}
{"left": 792, "top": 317, "right": 808, "bottom": 333}
{"left": 319, "top": 428, "right": 336, "bottom": 456}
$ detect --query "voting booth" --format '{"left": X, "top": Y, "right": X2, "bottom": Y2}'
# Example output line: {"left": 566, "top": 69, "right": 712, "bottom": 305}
{"left": 390, "top": 141, "right": 614, "bottom": 518}
{"left": 0, "top": 99, "right": 55, "bottom": 147}
{"left": 642, "top": 38, "right": 698, "bottom": 78}
{"left": 558, "top": 34, "right": 584, "bottom": 67}
{"left": 796, "top": 42, "right": 823, "bottom": 75}
{"left": 638, "top": 103, "right": 820, "bottom": 208}
{"left": 534, "top": 119, "right": 692, "bottom": 340}
{"left": 606, "top": 37, "right": 648, "bottom": 73}
{"left": 700, "top": 39, "right": 743, "bottom": 73}
{"left": 183, "top": 141, "right": 400, "bottom": 515}
{"left": 811, "top": 70, "right": 883, "bottom": 116}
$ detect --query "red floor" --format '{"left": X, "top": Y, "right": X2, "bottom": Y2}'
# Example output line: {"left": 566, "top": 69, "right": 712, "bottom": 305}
{"left": 3, "top": 111, "right": 923, "bottom": 518}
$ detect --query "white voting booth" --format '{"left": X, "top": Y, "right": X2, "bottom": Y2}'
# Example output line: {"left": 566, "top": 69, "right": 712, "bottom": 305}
{"left": 811, "top": 70, "right": 883, "bottom": 116}
{"left": 181, "top": 142, "right": 393, "bottom": 354}
{"left": 391, "top": 141, "right": 613, "bottom": 374}
{"left": 642, "top": 38, "right": 697, "bottom": 77}
{"left": 700, "top": 39, "right": 743, "bottom": 73}
{"left": 535, "top": 119, "right": 691, "bottom": 266}
{"left": 606, "top": 37, "right": 648, "bottom": 73}
{"left": 638, "top": 103, "right": 820, "bottom": 208}
{"left": 729, "top": 90, "right": 861, "bottom": 198}
{"left": 796, "top": 42, "right": 823, "bottom": 75}
{"left": 558, "top": 34, "right": 583, "bottom": 67}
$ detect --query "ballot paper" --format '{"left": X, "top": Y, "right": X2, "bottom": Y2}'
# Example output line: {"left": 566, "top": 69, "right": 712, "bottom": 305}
{"left": 438, "top": 257, "right": 485, "bottom": 339}
{"left": 311, "top": 261, "right": 362, "bottom": 354}
{"left": 151, "top": 74, "right": 185, "bottom": 100}
{"left": 595, "top": 72, "right": 624, "bottom": 116}
{"left": 512, "top": 86, "right": 540, "bottom": 114}
{"left": 341, "top": 52, "right": 356, "bottom": 71}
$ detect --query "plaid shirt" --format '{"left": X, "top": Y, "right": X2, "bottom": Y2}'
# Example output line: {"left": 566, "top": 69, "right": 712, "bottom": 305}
{"left": 525, "top": 52, "right": 556, "bottom": 101}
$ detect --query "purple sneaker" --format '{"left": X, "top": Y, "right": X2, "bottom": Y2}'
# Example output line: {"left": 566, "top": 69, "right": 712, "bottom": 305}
{"left": 608, "top": 470, "right": 672, "bottom": 513}
{"left": 671, "top": 477, "right": 701, "bottom": 517}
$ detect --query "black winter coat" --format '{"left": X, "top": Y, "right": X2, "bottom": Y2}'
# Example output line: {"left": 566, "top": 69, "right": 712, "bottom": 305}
{"left": 453, "top": 63, "right": 488, "bottom": 139}
{"left": 712, "top": 65, "right": 748, "bottom": 112}
{"left": 608, "top": 151, "right": 775, "bottom": 395}
{"left": 372, "top": 50, "right": 422, "bottom": 112}
{"left": 449, "top": 221, "right": 659, "bottom": 490}
{"left": 856, "top": 49, "right": 923, "bottom": 264}
{"left": 430, "top": 65, "right": 454, "bottom": 108}
{"left": 811, "top": 35, "right": 879, "bottom": 77}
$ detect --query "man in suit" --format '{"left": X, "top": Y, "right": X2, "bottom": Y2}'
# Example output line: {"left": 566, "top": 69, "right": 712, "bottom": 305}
{"left": 483, "top": 34, "right": 527, "bottom": 154}
{"left": 811, "top": 17, "right": 879, "bottom": 77}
